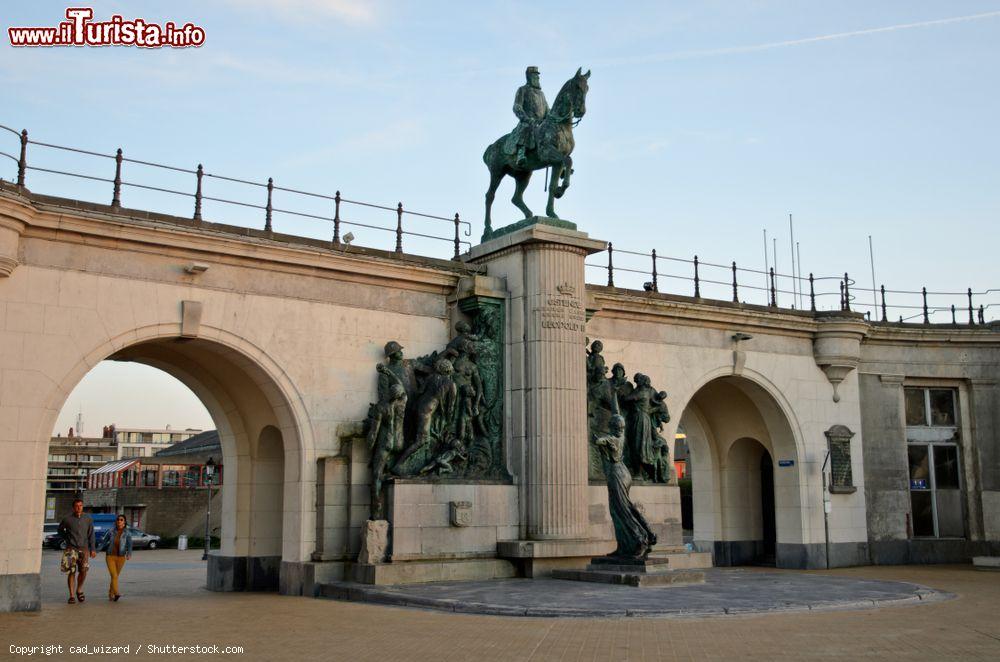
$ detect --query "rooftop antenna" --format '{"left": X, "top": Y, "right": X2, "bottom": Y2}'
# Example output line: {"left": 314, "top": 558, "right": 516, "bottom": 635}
{"left": 75, "top": 407, "right": 84, "bottom": 438}
{"left": 763, "top": 229, "right": 770, "bottom": 297}
{"left": 796, "top": 241, "right": 803, "bottom": 309}
{"left": 772, "top": 237, "right": 778, "bottom": 306}
{"left": 789, "top": 214, "right": 797, "bottom": 309}
{"left": 868, "top": 235, "right": 878, "bottom": 315}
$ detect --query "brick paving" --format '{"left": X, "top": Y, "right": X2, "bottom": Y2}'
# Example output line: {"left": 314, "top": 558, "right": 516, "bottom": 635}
{"left": 2, "top": 550, "right": 999, "bottom": 660}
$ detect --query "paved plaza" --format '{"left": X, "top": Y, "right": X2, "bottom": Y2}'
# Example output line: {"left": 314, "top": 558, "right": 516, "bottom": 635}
{"left": 1, "top": 550, "right": 998, "bottom": 660}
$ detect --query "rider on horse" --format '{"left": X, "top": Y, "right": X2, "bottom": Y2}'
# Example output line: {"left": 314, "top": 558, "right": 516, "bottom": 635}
{"left": 506, "top": 66, "right": 549, "bottom": 167}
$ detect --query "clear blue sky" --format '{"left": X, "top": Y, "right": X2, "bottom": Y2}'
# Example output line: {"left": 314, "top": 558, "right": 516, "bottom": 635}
{"left": 3, "top": 1, "right": 997, "bottom": 432}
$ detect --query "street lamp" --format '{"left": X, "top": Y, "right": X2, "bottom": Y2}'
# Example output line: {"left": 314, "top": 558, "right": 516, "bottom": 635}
{"left": 202, "top": 457, "right": 216, "bottom": 561}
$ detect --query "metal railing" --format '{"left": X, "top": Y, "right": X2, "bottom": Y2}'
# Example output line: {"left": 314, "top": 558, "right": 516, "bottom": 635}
{"left": 588, "top": 243, "right": 997, "bottom": 326}
{"left": 0, "top": 124, "right": 472, "bottom": 260}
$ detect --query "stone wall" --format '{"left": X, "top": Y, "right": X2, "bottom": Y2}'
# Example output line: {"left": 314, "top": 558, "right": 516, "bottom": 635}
{"left": 387, "top": 482, "right": 519, "bottom": 561}
{"left": 85, "top": 487, "right": 223, "bottom": 538}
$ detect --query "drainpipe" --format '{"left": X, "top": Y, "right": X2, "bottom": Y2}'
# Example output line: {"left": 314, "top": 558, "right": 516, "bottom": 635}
{"left": 821, "top": 450, "right": 831, "bottom": 569}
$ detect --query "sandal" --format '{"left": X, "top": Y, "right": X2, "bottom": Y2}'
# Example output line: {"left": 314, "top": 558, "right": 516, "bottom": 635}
{"left": 68, "top": 596, "right": 76, "bottom": 604}
{"left": 76, "top": 592, "right": 85, "bottom": 603}
{"left": 114, "top": 595, "right": 120, "bottom": 602}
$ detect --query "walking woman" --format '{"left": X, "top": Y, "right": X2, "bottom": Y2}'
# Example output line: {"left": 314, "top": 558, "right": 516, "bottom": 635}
{"left": 100, "top": 515, "right": 132, "bottom": 601}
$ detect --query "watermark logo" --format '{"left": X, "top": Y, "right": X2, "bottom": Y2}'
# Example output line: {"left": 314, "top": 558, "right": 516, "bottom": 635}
{"left": 8, "top": 7, "right": 205, "bottom": 48}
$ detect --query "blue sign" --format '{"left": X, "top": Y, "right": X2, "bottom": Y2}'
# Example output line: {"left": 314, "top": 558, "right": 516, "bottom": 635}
{"left": 910, "top": 479, "right": 928, "bottom": 489}
{"left": 778, "top": 460, "right": 794, "bottom": 467}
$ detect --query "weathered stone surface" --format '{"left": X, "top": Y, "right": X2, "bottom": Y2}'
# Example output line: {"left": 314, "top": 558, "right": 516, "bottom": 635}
{"left": 358, "top": 519, "right": 389, "bottom": 565}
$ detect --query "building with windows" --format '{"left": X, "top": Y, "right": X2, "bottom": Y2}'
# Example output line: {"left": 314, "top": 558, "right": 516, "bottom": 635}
{"left": 86, "top": 430, "right": 222, "bottom": 535}
{"left": 113, "top": 426, "right": 203, "bottom": 459}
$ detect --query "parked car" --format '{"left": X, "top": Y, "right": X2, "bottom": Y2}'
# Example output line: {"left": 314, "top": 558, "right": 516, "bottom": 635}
{"left": 97, "top": 527, "right": 161, "bottom": 551}
{"left": 42, "top": 523, "right": 58, "bottom": 545}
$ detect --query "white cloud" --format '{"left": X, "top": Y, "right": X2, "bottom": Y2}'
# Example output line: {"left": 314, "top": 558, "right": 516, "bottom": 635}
{"left": 594, "top": 10, "right": 1000, "bottom": 66}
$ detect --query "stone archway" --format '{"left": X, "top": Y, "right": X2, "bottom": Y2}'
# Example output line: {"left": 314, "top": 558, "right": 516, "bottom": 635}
{"left": 36, "top": 329, "right": 310, "bottom": 595}
{"left": 677, "top": 375, "right": 806, "bottom": 568}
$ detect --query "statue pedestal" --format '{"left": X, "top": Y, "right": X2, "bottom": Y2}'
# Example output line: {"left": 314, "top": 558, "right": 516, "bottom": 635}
{"left": 481, "top": 216, "right": 578, "bottom": 243}
{"left": 468, "top": 223, "right": 606, "bottom": 566}
{"left": 551, "top": 556, "right": 706, "bottom": 587}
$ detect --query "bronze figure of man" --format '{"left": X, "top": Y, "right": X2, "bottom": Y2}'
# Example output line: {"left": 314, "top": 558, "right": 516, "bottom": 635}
{"left": 508, "top": 66, "right": 549, "bottom": 167}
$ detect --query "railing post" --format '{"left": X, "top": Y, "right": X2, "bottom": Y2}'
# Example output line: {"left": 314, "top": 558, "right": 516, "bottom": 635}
{"left": 395, "top": 202, "right": 404, "bottom": 254}
{"left": 979, "top": 305, "right": 985, "bottom": 325}
{"left": 607, "top": 243, "right": 614, "bottom": 287}
{"left": 264, "top": 177, "right": 273, "bottom": 232}
{"left": 651, "top": 249, "right": 658, "bottom": 293}
{"left": 453, "top": 213, "right": 461, "bottom": 260}
{"left": 693, "top": 255, "right": 700, "bottom": 298}
{"left": 922, "top": 287, "right": 929, "bottom": 323}
{"left": 839, "top": 281, "right": 845, "bottom": 310}
{"left": 16, "top": 129, "right": 27, "bottom": 187}
{"left": 968, "top": 288, "right": 974, "bottom": 325}
{"left": 769, "top": 268, "right": 777, "bottom": 307}
{"left": 193, "top": 164, "right": 203, "bottom": 222}
{"left": 731, "top": 262, "right": 738, "bottom": 303}
{"left": 111, "top": 148, "right": 123, "bottom": 210}
{"left": 843, "top": 272, "right": 851, "bottom": 311}
{"left": 333, "top": 190, "right": 341, "bottom": 244}
{"left": 809, "top": 273, "right": 816, "bottom": 311}
{"left": 951, "top": 305, "right": 957, "bottom": 326}
{"left": 880, "top": 285, "right": 887, "bottom": 322}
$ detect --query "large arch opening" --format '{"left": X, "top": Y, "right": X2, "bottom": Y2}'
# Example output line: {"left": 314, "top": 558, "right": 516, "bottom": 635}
{"left": 678, "top": 375, "right": 804, "bottom": 568}
{"left": 41, "top": 333, "right": 307, "bottom": 597}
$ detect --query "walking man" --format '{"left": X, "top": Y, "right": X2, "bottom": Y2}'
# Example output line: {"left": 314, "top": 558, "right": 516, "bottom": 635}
{"left": 57, "top": 498, "right": 95, "bottom": 604}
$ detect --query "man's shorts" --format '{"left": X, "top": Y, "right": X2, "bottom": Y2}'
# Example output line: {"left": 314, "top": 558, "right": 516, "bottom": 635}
{"left": 60, "top": 548, "right": 89, "bottom": 574}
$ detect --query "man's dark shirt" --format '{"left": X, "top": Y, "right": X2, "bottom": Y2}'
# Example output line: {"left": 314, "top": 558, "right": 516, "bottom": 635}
{"left": 58, "top": 513, "right": 95, "bottom": 551}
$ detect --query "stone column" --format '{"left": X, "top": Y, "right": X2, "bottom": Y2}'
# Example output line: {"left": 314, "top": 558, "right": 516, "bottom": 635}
{"left": 468, "top": 222, "right": 605, "bottom": 545}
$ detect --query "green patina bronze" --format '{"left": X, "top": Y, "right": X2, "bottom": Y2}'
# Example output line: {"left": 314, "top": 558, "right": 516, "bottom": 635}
{"left": 364, "top": 298, "right": 507, "bottom": 517}
{"left": 482, "top": 66, "right": 590, "bottom": 241}
{"left": 587, "top": 340, "right": 673, "bottom": 485}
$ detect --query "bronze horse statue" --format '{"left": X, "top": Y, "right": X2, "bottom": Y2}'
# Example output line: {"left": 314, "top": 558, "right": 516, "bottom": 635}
{"left": 483, "top": 68, "right": 590, "bottom": 234}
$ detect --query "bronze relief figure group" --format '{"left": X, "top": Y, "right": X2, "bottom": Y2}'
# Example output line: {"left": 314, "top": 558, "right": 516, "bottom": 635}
{"left": 587, "top": 340, "right": 673, "bottom": 484}
{"left": 364, "top": 315, "right": 505, "bottom": 519}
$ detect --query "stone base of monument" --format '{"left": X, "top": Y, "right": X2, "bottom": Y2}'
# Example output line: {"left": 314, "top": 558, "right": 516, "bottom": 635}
{"left": 973, "top": 556, "right": 1000, "bottom": 571}
{"left": 497, "top": 538, "right": 617, "bottom": 578}
{"left": 343, "top": 558, "right": 518, "bottom": 585}
{"left": 551, "top": 556, "right": 706, "bottom": 587}
{"left": 480, "top": 215, "right": 579, "bottom": 242}
{"left": 647, "top": 546, "right": 714, "bottom": 570}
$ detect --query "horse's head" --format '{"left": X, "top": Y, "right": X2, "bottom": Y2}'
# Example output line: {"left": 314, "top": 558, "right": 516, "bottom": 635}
{"left": 571, "top": 67, "right": 591, "bottom": 119}
{"left": 551, "top": 68, "right": 591, "bottom": 123}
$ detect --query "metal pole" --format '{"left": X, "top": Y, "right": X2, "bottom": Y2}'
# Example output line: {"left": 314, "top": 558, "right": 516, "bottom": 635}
{"left": 822, "top": 450, "right": 831, "bottom": 570}
{"left": 16, "top": 130, "right": 28, "bottom": 187}
{"left": 651, "top": 249, "right": 658, "bottom": 292}
{"left": 111, "top": 148, "right": 123, "bottom": 210}
{"left": 763, "top": 229, "right": 769, "bottom": 297}
{"left": 607, "top": 243, "right": 614, "bottom": 287}
{"left": 868, "top": 235, "right": 878, "bottom": 318}
{"left": 796, "top": 241, "right": 803, "bottom": 310}
{"left": 731, "top": 262, "right": 739, "bottom": 303}
{"left": 693, "top": 255, "right": 701, "bottom": 298}
{"left": 193, "top": 164, "right": 203, "bottom": 222}
{"left": 264, "top": 178, "right": 273, "bottom": 232}
{"left": 789, "top": 214, "right": 797, "bottom": 309}
{"left": 395, "top": 202, "right": 403, "bottom": 254}
{"left": 202, "top": 479, "right": 211, "bottom": 561}
{"left": 333, "top": 191, "right": 341, "bottom": 244}
{"left": 452, "top": 213, "right": 461, "bottom": 260}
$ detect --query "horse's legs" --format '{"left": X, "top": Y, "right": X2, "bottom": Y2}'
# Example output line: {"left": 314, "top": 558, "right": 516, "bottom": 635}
{"left": 545, "top": 165, "right": 562, "bottom": 218}
{"left": 484, "top": 166, "right": 503, "bottom": 230}
{"left": 511, "top": 170, "right": 533, "bottom": 219}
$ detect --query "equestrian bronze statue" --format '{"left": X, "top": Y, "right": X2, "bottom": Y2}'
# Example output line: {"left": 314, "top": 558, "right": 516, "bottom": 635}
{"left": 483, "top": 66, "right": 590, "bottom": 236}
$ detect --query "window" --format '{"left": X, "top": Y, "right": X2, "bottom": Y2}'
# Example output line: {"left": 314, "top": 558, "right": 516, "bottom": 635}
{"left": 161, "top": 466, "right": 182, "bottom": 487}
{"left": 142, "top": 467, "right": 159, "bottom": 487}
{"left": 122, "top": 468, "right": 137, "bottom": 487}
{"left": 183, "top": 466, "right": 201, "bottom": 487}
{"left": 904, "top": 387, "right": 964, "bottom": 538}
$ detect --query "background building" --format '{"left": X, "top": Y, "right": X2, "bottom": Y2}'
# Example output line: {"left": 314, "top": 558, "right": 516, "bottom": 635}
{"left": 86, "top": 430, "right": 223, "bottom": 537}
{"left": 113, "top": 426, "right": 203, "bottom": 459}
